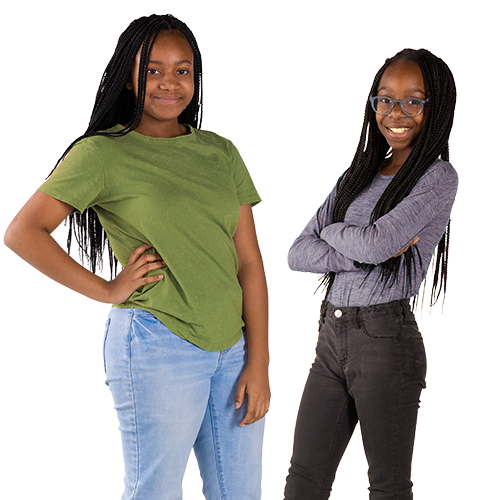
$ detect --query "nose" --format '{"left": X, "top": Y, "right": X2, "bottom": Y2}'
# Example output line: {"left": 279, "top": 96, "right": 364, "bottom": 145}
{"left": 158, "top": 72, "right": 180, "bottom": 90}
{"left": 388, "top": 100, "right": 405, "bottom": 118}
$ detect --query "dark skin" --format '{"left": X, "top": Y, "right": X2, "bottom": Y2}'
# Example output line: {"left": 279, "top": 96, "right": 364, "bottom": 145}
{"left": 4, "top": 31, "right": 270, "bottom": 427}
{"left": 376, "top": 59, "right": 427, "bottom": 254}
{"left": 376, "top": 59, "right": 427, "bottom": 176}
{"left": 126, "top": 30, "right": 194, "bottom": 138}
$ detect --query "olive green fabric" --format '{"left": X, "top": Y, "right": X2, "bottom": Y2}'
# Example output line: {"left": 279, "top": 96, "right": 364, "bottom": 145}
{"left": 39, "top": 126, "right": 261, "bottom": 350}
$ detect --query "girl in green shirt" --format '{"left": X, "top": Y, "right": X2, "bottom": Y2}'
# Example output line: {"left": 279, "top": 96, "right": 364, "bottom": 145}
{"left": 5, "top": 14, "right": 269, "bottom": 500}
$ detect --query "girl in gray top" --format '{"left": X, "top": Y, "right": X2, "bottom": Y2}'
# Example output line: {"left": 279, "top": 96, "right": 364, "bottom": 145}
{"left": 284, "top": 49, "right": 458, "bottom": 500}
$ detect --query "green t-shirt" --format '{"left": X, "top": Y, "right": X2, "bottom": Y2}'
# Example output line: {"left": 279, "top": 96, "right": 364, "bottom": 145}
{"left": 39, "top": 126, "right": 261, "bottom": 351}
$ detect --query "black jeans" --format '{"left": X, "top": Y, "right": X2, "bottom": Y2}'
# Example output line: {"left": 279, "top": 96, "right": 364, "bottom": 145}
{"left": 284, "top": 300, "right": 426, "bottom": 500}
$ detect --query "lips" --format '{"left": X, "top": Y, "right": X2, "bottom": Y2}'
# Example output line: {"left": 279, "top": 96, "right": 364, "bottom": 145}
{"left": 154, "top": 95, "right": 183, "bottom": 105}
{"left": 385, "top": 126, "right": 412, "bottom": 139}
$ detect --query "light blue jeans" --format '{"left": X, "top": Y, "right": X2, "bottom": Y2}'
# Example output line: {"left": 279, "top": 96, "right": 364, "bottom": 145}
{"left": 103, "top": 308, "right": 264, "bottom": 500}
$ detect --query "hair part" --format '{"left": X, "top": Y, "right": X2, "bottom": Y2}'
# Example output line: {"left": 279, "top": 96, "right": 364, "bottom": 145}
{"left": 323, "top": 48, "right": 456, "bottom": 307}
{"left": 49, "top": 14, "right": 203, "bottom": 275}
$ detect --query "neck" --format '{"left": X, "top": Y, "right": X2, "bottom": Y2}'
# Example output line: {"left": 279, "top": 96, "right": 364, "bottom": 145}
{"left": 381, "top": 148, "right": 412, "bottom": 176}
{"left": 134, "top": 120, "right": 188, "bottom": 138}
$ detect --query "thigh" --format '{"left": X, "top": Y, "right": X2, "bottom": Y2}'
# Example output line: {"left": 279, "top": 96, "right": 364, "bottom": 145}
{"left": 194, "top": 334, "right": 265, "bottom": 500}
{"left": 348, "top": 304, "right": 426, "bottom": 499}
{"left": 284, "top": 310, "right": 359, "bottom": 500}
{"left": 104, "top": 308, "right": 218, "bottom": 500}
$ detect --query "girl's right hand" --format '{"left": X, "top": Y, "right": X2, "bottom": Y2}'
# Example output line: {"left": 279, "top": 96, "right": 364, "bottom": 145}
{"left": 105, "top": 243, "right": 166, "bottom": 304}
{"left": 5, "top": 192, "right": 166, "bottom": 305}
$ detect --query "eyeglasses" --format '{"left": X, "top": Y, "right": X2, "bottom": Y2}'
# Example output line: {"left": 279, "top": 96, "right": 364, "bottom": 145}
{"left": 369, "top": 96, "right": 429, "bottom": 117}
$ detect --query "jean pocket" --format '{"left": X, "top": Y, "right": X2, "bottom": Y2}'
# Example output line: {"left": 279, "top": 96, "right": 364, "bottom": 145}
{"left": 103, "top": 318, "right": 111, "bottom": 374}
{"left": 360, "top": 311, "right": 402, "bottom": 339}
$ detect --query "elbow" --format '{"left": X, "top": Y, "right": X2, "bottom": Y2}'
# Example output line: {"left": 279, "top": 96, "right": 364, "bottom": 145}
{"left": 4, "top": 225, "right": 28, "bottom": 257}
{"left": 4, "top": 222, "right": 19, "bottom": 252}
{"left": 4, "top": 219, "right": 33, "bottom": 255}
{"left": 287, "top": 251, "right": 296, "bottom": 271}
{"left": 288, "top": 247, "right": 300, "bottom": 271}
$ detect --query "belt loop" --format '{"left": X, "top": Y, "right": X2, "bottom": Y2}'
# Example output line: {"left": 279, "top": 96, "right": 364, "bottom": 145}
{"left": 355, "top": 307, "right": 362, "bottom": 330}
{"left": 400, "top": 299, "right": 408, "bottom": 322}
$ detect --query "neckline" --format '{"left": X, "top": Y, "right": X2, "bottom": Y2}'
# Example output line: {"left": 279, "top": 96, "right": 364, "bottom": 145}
{"left": 377, "top": 170, "right": 395, "bottom": 180}
{"left": 108, "top": 123, "right": 195, "bottom": 140}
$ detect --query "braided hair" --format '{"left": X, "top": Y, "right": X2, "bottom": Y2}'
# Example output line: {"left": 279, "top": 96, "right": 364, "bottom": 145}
{"left": 49, "top": 14, "right": 203, "bottom": 275}
{"left": 322, "top": 49, "right": 456, "bottom": 306}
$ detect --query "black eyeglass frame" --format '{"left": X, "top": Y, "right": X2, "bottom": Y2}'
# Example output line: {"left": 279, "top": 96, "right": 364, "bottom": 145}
{"left": 369, "top": 96, "right": 429, "bottom": 117}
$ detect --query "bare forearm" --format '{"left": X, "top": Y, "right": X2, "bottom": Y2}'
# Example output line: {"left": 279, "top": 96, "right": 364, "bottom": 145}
{"left": 238, "top": 259, "right": 269, "bottom": 367}
{"left": 5, "top": 223, "right": 112, "bottom": 302}
{"left": 5, "top": 192, "right": 165, "bottom": 305}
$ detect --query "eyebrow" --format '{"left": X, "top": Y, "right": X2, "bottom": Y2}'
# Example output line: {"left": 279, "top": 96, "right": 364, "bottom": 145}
{"left": 378, "top": 86, "right": 426, "bottom": 95}
{"left": 148, "top": 59, "right": 193, "bottom": 65}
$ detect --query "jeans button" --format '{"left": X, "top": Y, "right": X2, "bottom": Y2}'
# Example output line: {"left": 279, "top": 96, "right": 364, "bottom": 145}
{"left": 334, "top": 309, "right": 342, "bottom": 318}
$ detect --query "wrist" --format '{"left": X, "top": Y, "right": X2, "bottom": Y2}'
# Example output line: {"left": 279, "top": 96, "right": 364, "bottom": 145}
{"left": 246, "top": 353, "right": 270, "bottom": 368}
{"left": 93, "top": 277, "right": 116, "bottom": 304}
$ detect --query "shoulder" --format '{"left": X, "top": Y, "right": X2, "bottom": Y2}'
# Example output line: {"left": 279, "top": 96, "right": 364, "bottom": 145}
{"left": 410, "top": 159, "right": 459, "bottom": 201}
{"left": 67, "top": 133, "right": 119, "bottom": 160}
{"left": 57, "top": 136, "right": 106, "bottom": 169}
{"left": 191, "top": 128, "right": 240, "bottom": 155}
{"left": 421, "top": 159, "right": 458, "bottom": 187}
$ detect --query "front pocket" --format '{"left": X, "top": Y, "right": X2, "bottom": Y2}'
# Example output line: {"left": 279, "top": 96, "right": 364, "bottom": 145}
{"left": 360, "top": 311, "right": 402, "bottom": 339}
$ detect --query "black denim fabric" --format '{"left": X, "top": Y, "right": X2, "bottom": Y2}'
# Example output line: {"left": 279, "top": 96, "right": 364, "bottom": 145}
{"left": 284, "top": 300, "right": 426, "bottom": 500}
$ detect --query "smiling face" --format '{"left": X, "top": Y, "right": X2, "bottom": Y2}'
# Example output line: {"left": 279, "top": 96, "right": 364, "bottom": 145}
{"left": 127, "top": 30, "right": 195, "bottom": 137}
{"left": 375, "top": 59, "right": 426, "bottom": 164}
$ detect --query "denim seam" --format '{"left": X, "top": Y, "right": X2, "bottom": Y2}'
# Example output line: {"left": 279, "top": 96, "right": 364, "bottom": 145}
{"left": 208, "top": 391, "right": 227, "bottom": 500}
{"left": 214, "top": 348, "right": 228, "bottom": 376}
{"left": 103, "top": 318, "right": 111, "bottom": 374}
{"left": 395, "top": 336, "right": 405, "bottom": 499}
{"left": 129, "top": 314, "right": 141, "bottom": 499}
{"left": 314, "top": 398, "right": 350, "bottom": 500}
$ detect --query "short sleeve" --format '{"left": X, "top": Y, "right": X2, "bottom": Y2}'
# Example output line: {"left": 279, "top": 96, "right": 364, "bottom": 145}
{"left": 38, "top": 140, "right": 105, "bottom": 212}
{"left": 228, "top": 141, "right": 261, "bottom": 207}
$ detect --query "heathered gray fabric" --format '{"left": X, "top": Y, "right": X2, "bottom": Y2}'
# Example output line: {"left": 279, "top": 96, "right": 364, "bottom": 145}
{"left": 288, "top": 159, "right": 458, "bottom": 307}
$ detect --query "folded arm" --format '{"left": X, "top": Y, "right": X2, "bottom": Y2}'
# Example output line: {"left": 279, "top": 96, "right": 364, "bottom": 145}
{"left": 320, "top": 164, "right": 458, "bottom": 264}
{"left": 288, "top": 188, "right": 358, "bottom": 274}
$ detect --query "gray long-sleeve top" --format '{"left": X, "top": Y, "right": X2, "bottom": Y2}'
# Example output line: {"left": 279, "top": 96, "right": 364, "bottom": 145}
{"left": 288, "top": 159, "right": 459, "bottom": 307}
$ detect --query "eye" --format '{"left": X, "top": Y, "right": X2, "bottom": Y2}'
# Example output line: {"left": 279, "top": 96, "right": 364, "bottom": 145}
{"left": 177, "top": 68, "right": 190, "bottom": 76}
{"left": 147, "top": 68, "right": 160, "bottom": 75}
{"left": 379, "top": 97, "right": 392, "bottom": 104}
{"left": 405, "top": 99, "right": 421, "bottom": 106}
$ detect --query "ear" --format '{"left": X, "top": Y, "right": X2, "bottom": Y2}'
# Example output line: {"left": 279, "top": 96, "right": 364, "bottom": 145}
{"left": 126, "top": 80, "right": 133, "bottom": 90}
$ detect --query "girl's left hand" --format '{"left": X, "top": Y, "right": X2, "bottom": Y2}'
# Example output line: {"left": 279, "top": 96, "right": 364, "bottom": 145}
{"left": 234, "top": 362, "right": 270, "bottom": 427}
{"left": 392, "top": 236, "right": 419, "bottom": 258}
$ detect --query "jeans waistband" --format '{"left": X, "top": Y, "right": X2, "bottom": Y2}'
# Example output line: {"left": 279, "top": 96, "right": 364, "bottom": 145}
{"left": 110, "top": 307, "right": 157, "bottom": 318}
{"left": 320, "top": 298, "right": 412, "bottom": 323}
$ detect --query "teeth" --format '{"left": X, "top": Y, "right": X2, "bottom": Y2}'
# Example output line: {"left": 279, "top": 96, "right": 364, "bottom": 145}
{"left": 389, "top": 127, "right": 410, "bottom": 133}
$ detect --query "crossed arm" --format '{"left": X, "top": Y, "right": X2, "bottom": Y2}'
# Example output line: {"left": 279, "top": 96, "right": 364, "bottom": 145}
{"left": 289, "top": 164, "right": 458, "bottom": 273}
